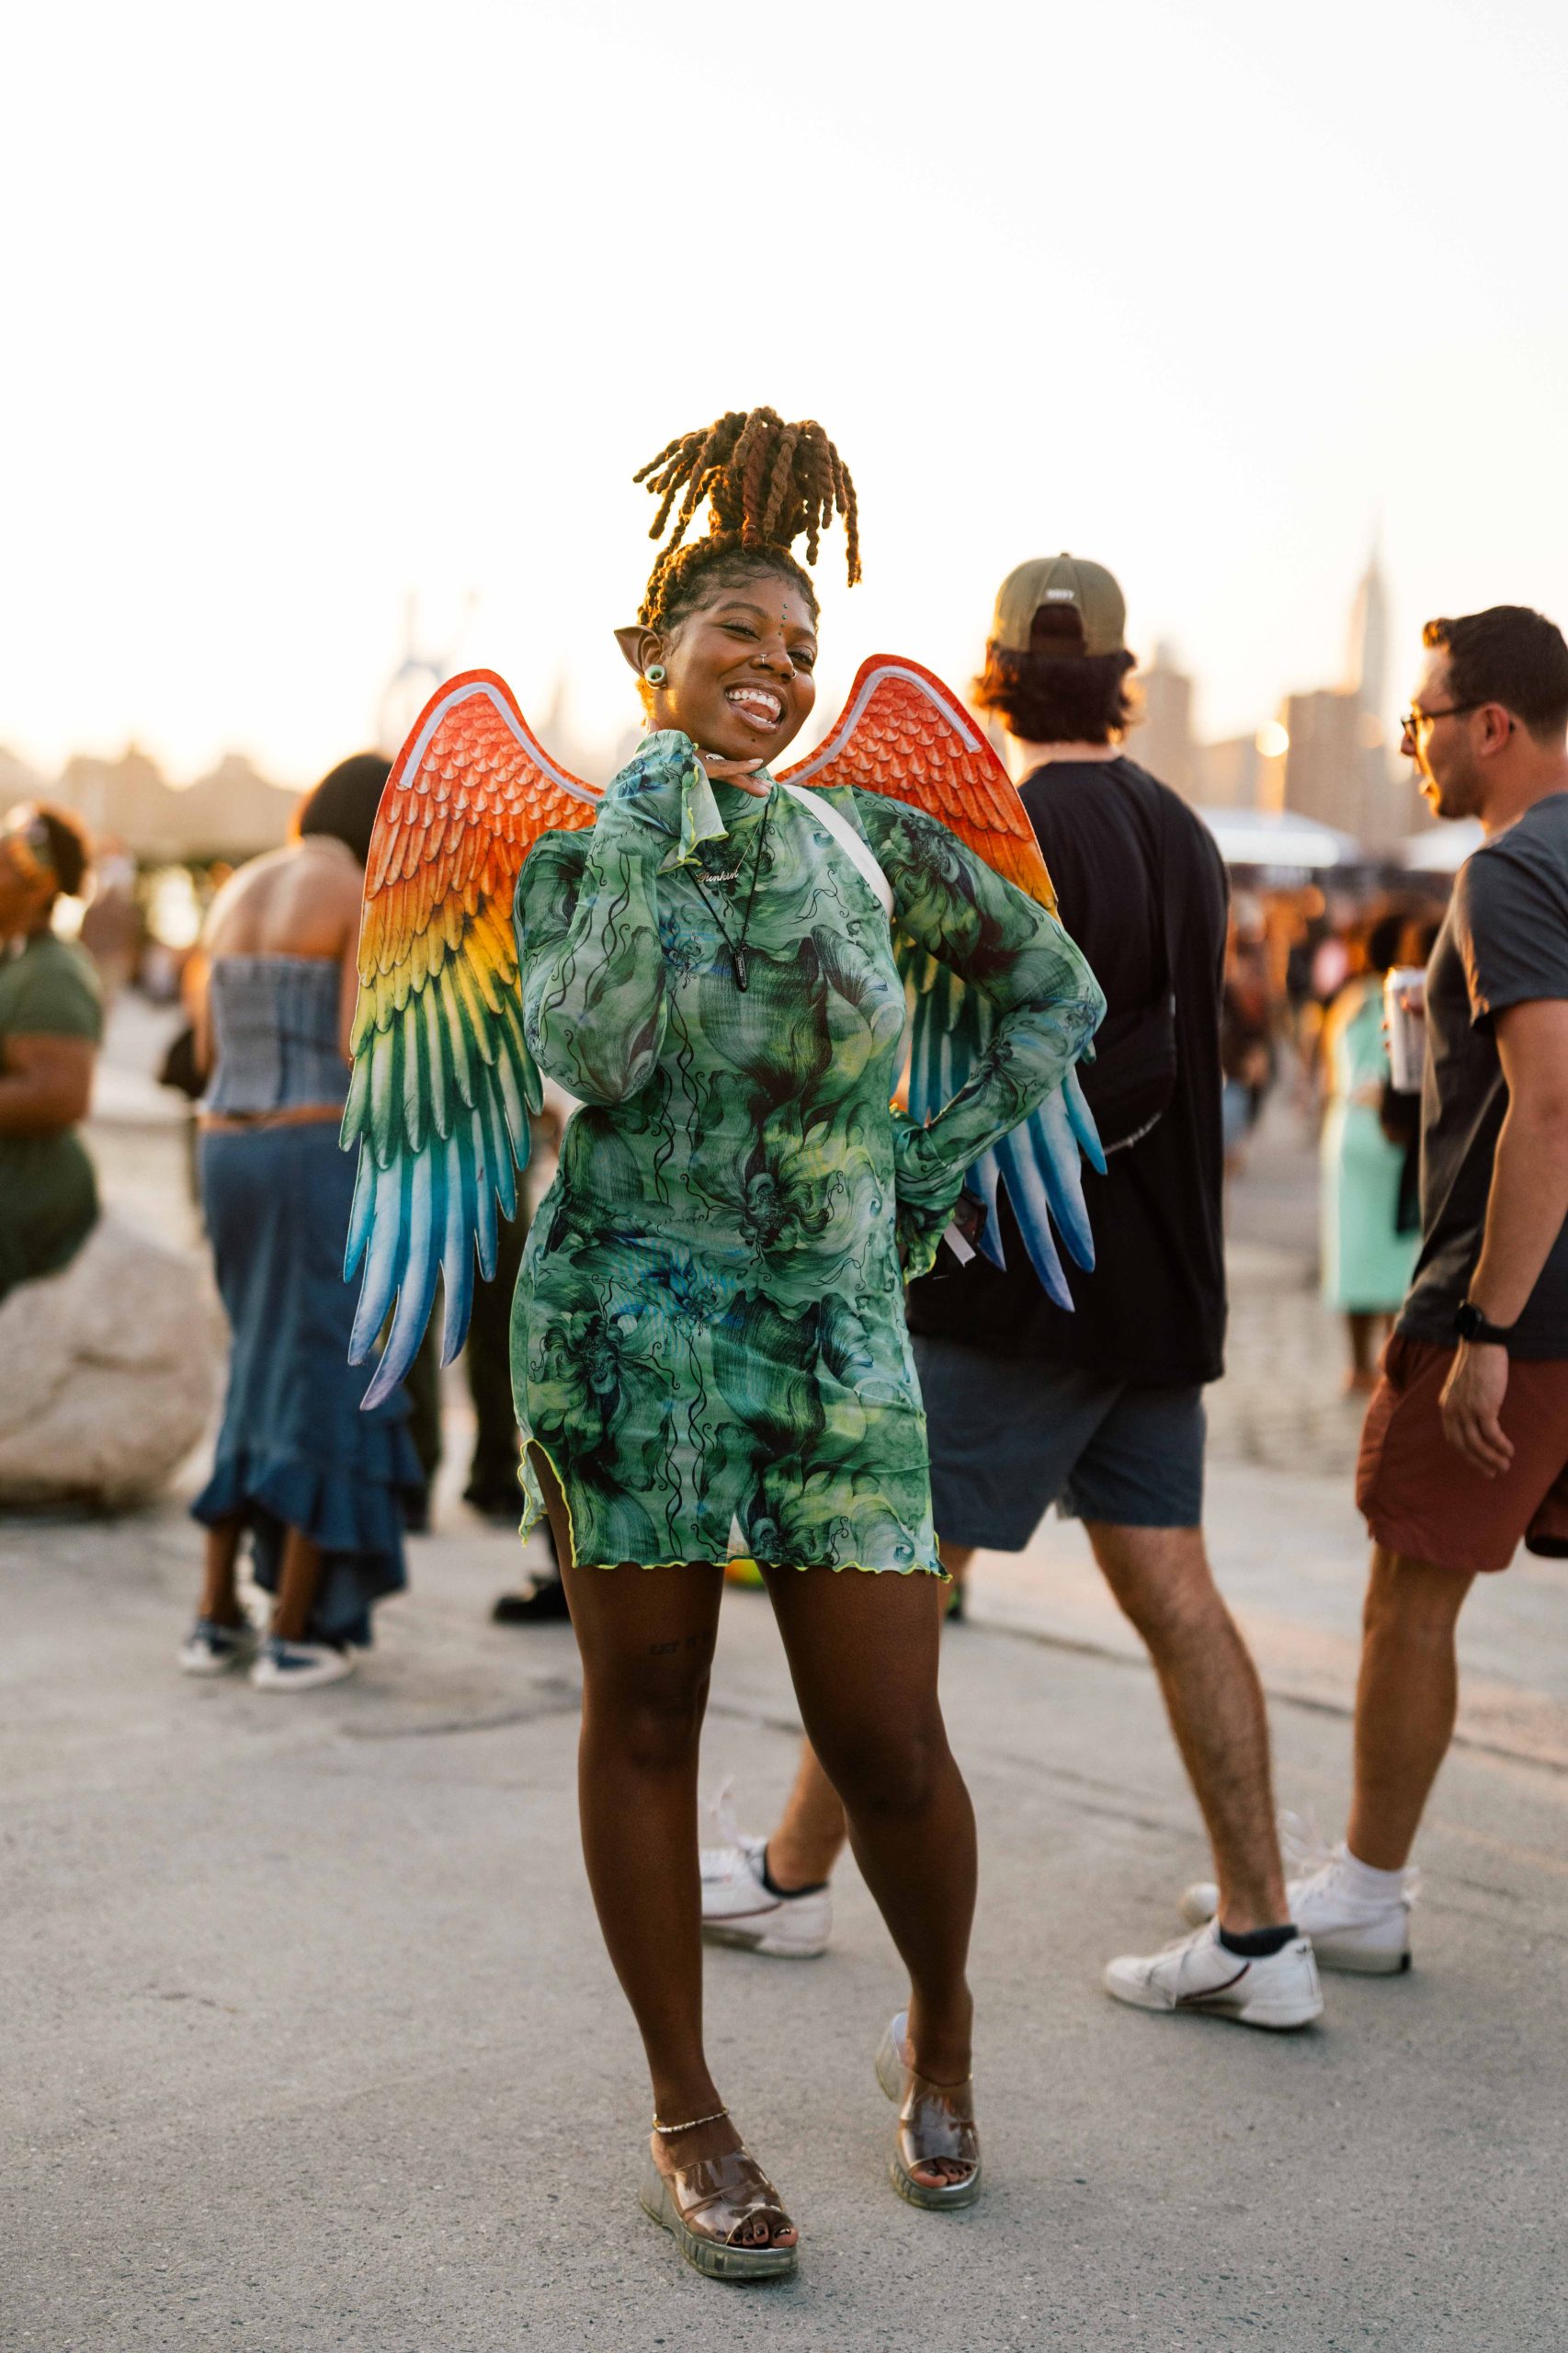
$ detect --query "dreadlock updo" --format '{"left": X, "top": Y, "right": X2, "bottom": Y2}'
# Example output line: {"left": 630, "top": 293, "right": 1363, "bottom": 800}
{"left": 634, "top": 407, "right": 861, "bottom": 640}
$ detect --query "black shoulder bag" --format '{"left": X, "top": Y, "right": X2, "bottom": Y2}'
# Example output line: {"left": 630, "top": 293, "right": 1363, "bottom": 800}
{"left": 1074, "top": 764, "right": 1187, "bottom": 1154}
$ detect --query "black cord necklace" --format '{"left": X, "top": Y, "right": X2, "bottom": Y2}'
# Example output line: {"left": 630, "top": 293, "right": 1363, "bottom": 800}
{"left": 687, "top": 792, "right": 773, "bottom": 992}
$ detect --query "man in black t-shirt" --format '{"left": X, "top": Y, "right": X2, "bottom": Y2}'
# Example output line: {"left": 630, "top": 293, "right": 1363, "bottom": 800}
{"left": 1182, "top": 607, "right": 1568, "bottom": 1981}
{"left": 701, "top": 559, "right": 1321, "bottom": 2031}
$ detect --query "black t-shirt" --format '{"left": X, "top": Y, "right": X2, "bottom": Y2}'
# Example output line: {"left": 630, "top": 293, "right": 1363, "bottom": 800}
{"left": 1397, "top": 791, "right": 1568, "bottom": 1358}
{"left": 906, "top": 757, "right": 1230, "bottom": 1385}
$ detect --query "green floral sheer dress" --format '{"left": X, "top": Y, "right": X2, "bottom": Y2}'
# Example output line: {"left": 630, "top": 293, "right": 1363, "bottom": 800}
{"left": 513, "top": 729, "right": 1104, "bottom": 1574}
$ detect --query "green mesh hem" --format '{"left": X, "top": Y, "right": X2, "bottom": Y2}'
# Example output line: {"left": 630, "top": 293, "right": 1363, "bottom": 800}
{"left": 571, "top": 1555, "right": 947, "bottom": 1578}
{"left": 520, "top": 1438, "right": 946, "bottom": 1579}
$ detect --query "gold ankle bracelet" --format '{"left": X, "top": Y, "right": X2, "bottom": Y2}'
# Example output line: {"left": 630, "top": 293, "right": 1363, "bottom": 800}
{"left": 653, "top": 2106, "right": 729, "bottom": 2135}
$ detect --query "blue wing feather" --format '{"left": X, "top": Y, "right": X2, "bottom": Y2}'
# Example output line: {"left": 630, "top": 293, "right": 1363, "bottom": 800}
{"left": 1064, "top": 1064, "right": 1108, "bottom": 1176}
{"left": 900, "top": 939, "right": 1100, "bottom": 1292}
{"left": 969, "top": 1145, "right": 1006, "bottom": 1272}
{"left": 994, "top": 1124, "right": 1074, "bottom": 1308}
{"left": 438, "top": 1127, "right": 478, "bottom": 1366}
{"left": 1030, "top": 1086, "right": 1096, "bottom": 1270}
{"left": 348, "top": 1155, "right": 408, "bottom": 1363}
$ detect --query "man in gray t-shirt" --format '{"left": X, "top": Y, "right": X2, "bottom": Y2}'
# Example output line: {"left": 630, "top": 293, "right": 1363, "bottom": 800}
{"left": 1183, "top": 607, "right": 1568, "bottom": 1984}
{"left": 1399, "top": 789, "right": 1568, "bottom": 1357}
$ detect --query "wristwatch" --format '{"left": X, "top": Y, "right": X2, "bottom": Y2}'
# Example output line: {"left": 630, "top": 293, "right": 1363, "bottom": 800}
{"left": 1453, "top": 1299, "right": 1514, "bottom": 1346}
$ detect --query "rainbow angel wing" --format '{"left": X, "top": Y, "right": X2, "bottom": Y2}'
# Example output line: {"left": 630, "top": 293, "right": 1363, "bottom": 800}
{"left": 781, "top": 654, "right": 1105, "bottom": 1304}
{"left": 343, "top": 669, "right": 598, "bottom": 1407}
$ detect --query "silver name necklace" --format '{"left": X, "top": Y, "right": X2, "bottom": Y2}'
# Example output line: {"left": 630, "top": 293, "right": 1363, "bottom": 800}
{"left": 687, "top": 797, "right": 774, "bottom": 991}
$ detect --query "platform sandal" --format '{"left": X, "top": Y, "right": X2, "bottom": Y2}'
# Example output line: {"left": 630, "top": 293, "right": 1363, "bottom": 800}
{"left": 874, "top": 2011, "right": 982, "bottom": 2211}
{"left": 639, "top": 2107, "right": 799, "bottom": 2281}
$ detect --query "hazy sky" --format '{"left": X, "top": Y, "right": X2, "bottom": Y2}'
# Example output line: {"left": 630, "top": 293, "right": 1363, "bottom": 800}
{"left": 6, "top": 0, "right": 1565, "bottom": 785}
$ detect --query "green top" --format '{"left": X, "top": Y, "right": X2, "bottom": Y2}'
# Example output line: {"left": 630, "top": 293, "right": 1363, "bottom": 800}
{"left": 510, "top": 731, "right": 1104, "bottom": 1573}
{"left": 0, "top": 930, "right": 103, "bottom": 1300}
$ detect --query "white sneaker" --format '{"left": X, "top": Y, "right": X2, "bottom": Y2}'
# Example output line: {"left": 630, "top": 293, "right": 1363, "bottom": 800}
{"left": 699, "top": 1784, "right": 833, "bottom": 1959}
{"left": 1179, "top": 1814, "right": 1417, "bottom": 1975}
{"left": 248, "top": 1637, "right": 357, "bottom": 1692}
{"left": 178, "top": 1617, "right": 258, "bottom": 1676}
{"left": 1105, "top": 1918, "right": 1323, "bottom": 2030}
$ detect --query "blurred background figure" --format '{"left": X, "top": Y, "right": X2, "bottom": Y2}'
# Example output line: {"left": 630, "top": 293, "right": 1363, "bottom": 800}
{"left": 400, "top": 1085, "right": 565, "bottom": 1616}
{"left": 1220, "top": 894, "right": 1276, "bottom": 1176}
{"left": 0, "top": 805, "right": 100, "bottom": 1301}
{"left": 181, "top": 754, "right": 423, "bottom": 1691}
{"left": 403, "top": 1199, "right": 532, "bottom": 1531}
{"left": 1319, "top": 907, "right": 1422, "bottom": 1392}
{"left": 0, "top": 803, "right": 218, "bottom": 1507}
{"left": 75, "top": 836, "right": 142, "bottom": 1003}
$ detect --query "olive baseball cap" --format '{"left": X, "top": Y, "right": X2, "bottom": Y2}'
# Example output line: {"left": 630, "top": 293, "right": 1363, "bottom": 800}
{"left": 990, "top": 553, "right": 1127, "bottom": 658}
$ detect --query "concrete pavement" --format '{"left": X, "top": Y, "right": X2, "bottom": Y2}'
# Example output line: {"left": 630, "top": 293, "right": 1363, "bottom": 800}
{"left": 8, "top": 1444, "right": 1568, "bottom": 2348}
{"left": 6, "top": 1032, "right": 1567, "bottom": 2346}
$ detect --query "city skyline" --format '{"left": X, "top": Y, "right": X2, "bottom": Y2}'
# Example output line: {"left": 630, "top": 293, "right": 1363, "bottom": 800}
{"left": 17, "top": 544, "right": 1426, "bottom": 861}
{"left": 6, "top": 2, "right": 1564, "bottom": 794}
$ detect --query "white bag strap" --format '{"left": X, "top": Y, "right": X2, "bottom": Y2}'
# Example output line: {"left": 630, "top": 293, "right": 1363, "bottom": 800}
{"left": 783, "top": 781, "right": 977, "bottom": 1263}
{"left": 779, "top": 781, "right": 893, "bottom": 918}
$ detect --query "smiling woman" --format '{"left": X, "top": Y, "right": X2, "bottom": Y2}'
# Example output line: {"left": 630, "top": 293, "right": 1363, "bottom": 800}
{"left": 610, "top": 408, "right": 856, "bottom": 767}
{"left": 347, "top": 406, "right": 1104, "bottom": 2281}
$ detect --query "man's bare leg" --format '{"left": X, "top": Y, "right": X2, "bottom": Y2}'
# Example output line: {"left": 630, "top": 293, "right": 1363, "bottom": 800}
{"left": 1086, "top": 1522, "right": 1287, "bottom": 1933}
{"left": 1346, "top": 1546, "right": 1474, "bottom": 1871}
{"left": 766, "top": 1741, "right": 847, "bottom": 1890}
{"left": 766, "top": 1538, "right": 971, "bottom": 1890}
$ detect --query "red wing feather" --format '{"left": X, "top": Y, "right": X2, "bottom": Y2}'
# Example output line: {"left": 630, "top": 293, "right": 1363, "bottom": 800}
{"left": 780, "top": 654, "right": 1056, "bottom": 910}
{"left": 358, "top": 668, "right": 597, "bottom": 1022}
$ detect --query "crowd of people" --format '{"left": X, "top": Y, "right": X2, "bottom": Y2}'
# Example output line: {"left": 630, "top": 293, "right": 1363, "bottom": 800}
{"left": 6, "top": 402, "right": 1568, "bottom": 2287}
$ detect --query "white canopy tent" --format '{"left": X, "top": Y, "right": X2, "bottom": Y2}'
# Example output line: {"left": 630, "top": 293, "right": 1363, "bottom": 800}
{"left": 1193, "top": 806, "right": 1363, "bottom": 871}
{"left": 1402, "top": 820, "right": 1483, "bottom": 872}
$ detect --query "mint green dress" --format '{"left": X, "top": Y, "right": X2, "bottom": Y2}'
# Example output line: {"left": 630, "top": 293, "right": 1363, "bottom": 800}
{"left": 512, "top": 730, "right": 1105, "bottom": 1573}
{"left": 1321, "top": 976, "right": 1419, "bottom": 1313}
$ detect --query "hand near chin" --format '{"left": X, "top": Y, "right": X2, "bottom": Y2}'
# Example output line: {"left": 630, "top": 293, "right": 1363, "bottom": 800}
{"left": 695, "top": 748, "right": 768, "bottom": 790}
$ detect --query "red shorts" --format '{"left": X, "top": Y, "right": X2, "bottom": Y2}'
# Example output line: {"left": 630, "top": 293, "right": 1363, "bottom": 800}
{"left": 1357, "top": 1335, "right": 1568, "bottom": 1574}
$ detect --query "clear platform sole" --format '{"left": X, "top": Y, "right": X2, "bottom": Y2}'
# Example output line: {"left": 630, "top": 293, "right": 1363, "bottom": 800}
{"left": 639, "top": 2155, "right": 798, "bottom": 2281}
{"left": 874, "top": 2023, "right": 983, "bottom": 2210}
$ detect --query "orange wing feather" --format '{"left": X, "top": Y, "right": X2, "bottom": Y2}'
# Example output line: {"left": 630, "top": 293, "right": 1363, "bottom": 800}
{"left": 779, "top": 654, "right": 1056, "bottom": 910}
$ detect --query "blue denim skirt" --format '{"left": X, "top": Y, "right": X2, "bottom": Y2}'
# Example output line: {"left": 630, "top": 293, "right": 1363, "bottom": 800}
{"left": 190, "top": 1123, "right": 422, "bottom": 1645}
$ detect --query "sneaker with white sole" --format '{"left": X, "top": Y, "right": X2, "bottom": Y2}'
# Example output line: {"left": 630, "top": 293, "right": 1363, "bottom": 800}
{"left": 248, "top": 1637, "right": 356, "bottom": 1692}
{"left": 1179, "top": 1813, "right": 1416, "bottom": 1975}
{"left": 178, "top": 1617, "right": 259, "bottom": 1677}
{"left": 699, "top": 1785, "right": 833, "bottom": 1959}
{"left": 1105, "top": 1918, "right": 1323, "bottom": 2030}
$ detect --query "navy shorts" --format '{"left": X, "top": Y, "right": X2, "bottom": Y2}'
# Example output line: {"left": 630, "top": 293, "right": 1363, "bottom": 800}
{"left": 912, "top": 1334, "right": 1206, "bottom": 1550}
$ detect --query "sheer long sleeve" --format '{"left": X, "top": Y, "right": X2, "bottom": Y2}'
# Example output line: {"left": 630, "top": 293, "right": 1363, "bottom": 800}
{"left": 516, "top": 731, "right": 723, "bottom": 1107}
{"left": 848, "top": 790, "right": 1106, "bottom": 1278}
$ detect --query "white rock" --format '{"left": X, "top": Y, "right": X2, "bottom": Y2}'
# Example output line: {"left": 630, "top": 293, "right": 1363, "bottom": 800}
{"left": 0, "top": 1212, "right": 222, "bottom": 1506}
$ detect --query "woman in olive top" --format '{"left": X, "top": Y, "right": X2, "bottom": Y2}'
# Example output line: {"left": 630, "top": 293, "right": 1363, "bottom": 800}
{"left": 0, "top": 805, "right": 101, "bottom": 1302}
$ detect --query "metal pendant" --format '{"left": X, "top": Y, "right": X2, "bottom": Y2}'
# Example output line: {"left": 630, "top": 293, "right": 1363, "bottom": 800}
{"left": 733, "top": 948, "right": 749, "bottom": 992}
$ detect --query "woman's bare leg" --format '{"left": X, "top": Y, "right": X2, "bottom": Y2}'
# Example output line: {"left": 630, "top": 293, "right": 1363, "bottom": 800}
{"left": 759, "top": 1540, "right": 973, "bottom": 1887}
{"left": 1346, "top": 1312, "right": 1382, "bottom": 1392}
{"left": 762, "top": 1564, "right": 975, "bottom": 2184}
{"left": 272, "top": 1529, "right": 326, "bottom": 1643}
{"left": 531, "top": 1451, "right": 792, "bottom": 2248}
{"left": 198, "top": 1518, "right": 244, "bottom": 1625}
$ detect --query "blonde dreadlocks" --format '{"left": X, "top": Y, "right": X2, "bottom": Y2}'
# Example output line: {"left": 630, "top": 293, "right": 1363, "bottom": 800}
{"left": 634, "top": 407, "right": 861, "bottom": 635}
